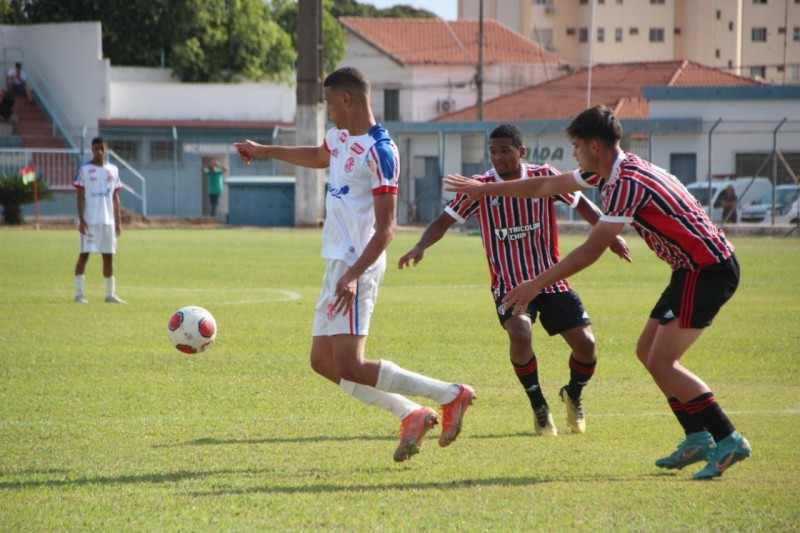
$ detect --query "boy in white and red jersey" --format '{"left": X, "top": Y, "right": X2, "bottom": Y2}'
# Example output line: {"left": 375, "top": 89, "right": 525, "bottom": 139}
{"left": 400, "top": 124, "right": 630, "bottom": 436}
{"left": 73, "top": 136, "right": 125, "bottom": 304}
{"left": 234, "top": 67, "right": 474, "bottom": 463}
{"left": 444, "top": 105, "right": 751, "bottom": 480}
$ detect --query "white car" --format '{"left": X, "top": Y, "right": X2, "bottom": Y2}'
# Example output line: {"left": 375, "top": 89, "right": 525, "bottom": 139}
{"left": 739, "top": 184, "right": 800, "bottom": 225}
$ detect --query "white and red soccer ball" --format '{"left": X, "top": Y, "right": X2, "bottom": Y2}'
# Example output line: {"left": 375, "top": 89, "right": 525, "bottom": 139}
{"left": 167, "top": 306, "right": 217, "bottom": 354}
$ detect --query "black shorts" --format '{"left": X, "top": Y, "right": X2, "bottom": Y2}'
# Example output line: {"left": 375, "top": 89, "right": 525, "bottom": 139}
{"left": 495, "top": 288, "right": 591, "bottom": 336}
{"left": 650, "top": 254, "right": 739, "bottom": 329}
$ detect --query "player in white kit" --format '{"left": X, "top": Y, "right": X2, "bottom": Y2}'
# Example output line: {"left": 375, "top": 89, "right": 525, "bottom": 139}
{"left": 73, "top": 137, "right": 125, "bottom": 304}
{"left": 234, "top": 67, "right": 474, "bottom": 462}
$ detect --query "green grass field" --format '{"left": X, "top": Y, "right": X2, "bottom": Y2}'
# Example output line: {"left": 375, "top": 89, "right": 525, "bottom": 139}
{"left": 1, "top": 227, "right": 799, "bottom": 531}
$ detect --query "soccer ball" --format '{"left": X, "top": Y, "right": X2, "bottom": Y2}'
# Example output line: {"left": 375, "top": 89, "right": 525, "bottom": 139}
{"left": 167, "top": 306, "right": 217, "bottom": 354}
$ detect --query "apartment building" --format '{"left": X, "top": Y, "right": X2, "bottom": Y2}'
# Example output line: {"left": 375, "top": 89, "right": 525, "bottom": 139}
{"left": 459, "top": 0, "right": 800, "bottom": 84}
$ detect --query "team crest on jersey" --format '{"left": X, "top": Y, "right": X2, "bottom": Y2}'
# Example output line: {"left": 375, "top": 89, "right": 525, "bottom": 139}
{"left": 331, "top": 148, "right": 339, "bottom": 158}
{"left": 344, "top": 157, "right": 355, "bottom": 173}
{"left": 350, "top": 143, "right": 364, "bottom": 155}
{"left": 339, "top": 132, "right": 348, "bottom": 143}
{"left": 494, "top": 228, "right": 508, "bottom": 240}
{"left": 326, "top": 183, "right": 350, "bottom": 199}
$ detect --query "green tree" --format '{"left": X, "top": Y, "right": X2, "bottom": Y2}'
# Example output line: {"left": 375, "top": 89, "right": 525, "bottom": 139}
{"left": 329, "top": 0, "right": 436, "bottom": 18}
{"left": 10, "top": 0, "right": 296, "bottom": 82}
{"left": 272, "top": 0, "right": 346, "bottom": 75}
{"left": 0, "top": 174, "right": 53, "bottom": 225}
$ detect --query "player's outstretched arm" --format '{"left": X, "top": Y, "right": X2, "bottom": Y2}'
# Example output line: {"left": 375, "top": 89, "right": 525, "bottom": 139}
{"left": 444, "top": 172, "right": 580, "bottom": 201}
{"left": 501, "top": 221, "right": 625, "bottom": 315}
{"left": 234, "top": 140, "right": 329, "bottom": 169}
{"left": 398, "top": 212, "right": 456, "bottom": 269}
{"left": 573, "top": 195, "right": 632, "bottom": 263}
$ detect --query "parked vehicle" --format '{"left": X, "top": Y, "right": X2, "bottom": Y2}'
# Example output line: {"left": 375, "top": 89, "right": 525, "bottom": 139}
{"left": 739, "top": 184, "right": 800, "bottom": 225}
{"left": 685, "top": 177, "right": 772, "bottom": 223}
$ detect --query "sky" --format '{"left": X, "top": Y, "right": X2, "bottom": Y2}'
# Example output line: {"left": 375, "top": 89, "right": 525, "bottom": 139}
{"left": 358, "top": 0, "right": 458, "bottom": 20}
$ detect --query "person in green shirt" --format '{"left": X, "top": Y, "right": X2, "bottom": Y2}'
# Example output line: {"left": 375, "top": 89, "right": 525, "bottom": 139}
{"left": 203, "top": 159, "right": 227, "bottom": 217}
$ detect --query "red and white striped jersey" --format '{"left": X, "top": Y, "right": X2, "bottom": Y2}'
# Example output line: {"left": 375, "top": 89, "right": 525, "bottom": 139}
{"left": 446, "top": 164, "right": 581, "bottom": 298}
{"left": 574, "top": 152, "right": 733, "bottom": 270}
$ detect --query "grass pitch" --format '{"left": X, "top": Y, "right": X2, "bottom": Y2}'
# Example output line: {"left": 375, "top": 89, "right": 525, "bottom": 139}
{"left": 1, "top": 227, "right": 799, "bottom": 531}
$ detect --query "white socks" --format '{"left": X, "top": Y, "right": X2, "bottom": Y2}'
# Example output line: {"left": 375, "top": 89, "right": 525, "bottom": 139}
{"left": 104, "top": 276, "right": 115, "bottom": 297}
{"left": 375, "top": 360, "right": 459, "bottom": 405}
{"left": 339, "top": 379, "right": 419, "bottom": 420}
{"left": 74, "top": 274, "right": 85, "bottom": 296}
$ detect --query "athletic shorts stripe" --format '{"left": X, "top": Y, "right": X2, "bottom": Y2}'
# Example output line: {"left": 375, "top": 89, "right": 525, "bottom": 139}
{"left": 651, "top": 255, "right": 739, "bottom": 329}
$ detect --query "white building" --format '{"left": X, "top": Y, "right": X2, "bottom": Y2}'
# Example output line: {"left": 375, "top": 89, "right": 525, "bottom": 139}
{"left": 459, "top": 0, "right": 800, "bottom": 85}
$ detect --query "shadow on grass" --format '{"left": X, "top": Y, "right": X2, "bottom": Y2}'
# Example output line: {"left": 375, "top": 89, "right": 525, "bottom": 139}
{"left": 154, "top": 431, "right": 536, "bottom": 448}
{"left": 188, "top": 471, "right": 672, "bottom": 497}
{"left": 0, "top": 468, "right": 269, "bottom": 490}
{"left": 0, "top": 468, "right": 669, "bottom": 493}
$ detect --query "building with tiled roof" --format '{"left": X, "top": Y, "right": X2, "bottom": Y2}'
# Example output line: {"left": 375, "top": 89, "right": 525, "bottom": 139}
{"left": 338, "top": 16, "right": 561, "bottom": 122}
{"left": 438, "top": 60, "right": 764, "bottom": 121}
{"left": 459, "top": 0, "right": 800, "bottom": 86}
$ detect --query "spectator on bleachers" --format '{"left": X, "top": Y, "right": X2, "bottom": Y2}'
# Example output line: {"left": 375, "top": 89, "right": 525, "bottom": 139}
{"left": 6, "top": 62, "right": 34, "bottom": 105}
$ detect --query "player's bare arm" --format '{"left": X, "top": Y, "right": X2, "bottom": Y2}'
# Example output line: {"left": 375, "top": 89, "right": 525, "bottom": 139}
{"left": 397, "top": 212, "right": 456, "bottom": 269}
{"left": 502, "top": 221, "right": 625, "bottom": 315}
{"left": 573, "top": 195, "right": 631, "bottom": 263}
{"left": 113, "top": 191, "right": 122, "bottom": 237}
{"left": 234, "top": 140, "right": 329, "bottom": 169}
{"left": 444, "top": 172, "right": 581, "bottom": 201}
{"left": 332, "top": 193, "right": 397, "bottom": 315}
{"left": 76, "top": 188, "right": 88, "bottom": 235}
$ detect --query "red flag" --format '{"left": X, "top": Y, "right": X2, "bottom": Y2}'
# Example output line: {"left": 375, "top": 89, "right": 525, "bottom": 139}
{"left": 20, "top": 163, "right": 35, "bottom": 184}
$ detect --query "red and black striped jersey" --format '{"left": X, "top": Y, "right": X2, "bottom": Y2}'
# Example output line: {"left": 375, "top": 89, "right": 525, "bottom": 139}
{"left": 446, "top": 164, "right": 580, "bottom": 298}
{"left": 574, "top": 152, "right": 733, "bottom": 270}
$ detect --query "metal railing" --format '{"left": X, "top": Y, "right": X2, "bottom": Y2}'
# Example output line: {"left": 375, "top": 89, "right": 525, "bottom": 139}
{"left": 2, "top": 47, "right": 84, "bottom": 151}
{"left": 0, "top": 147, "right": 147, "bottom": 216}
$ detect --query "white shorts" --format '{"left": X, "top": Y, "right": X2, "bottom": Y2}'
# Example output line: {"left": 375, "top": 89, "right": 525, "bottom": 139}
{"left": 79, "top": 224, "right": 116, "bottom": 254}
{"left": 312, "top": 255, "right": 385, "bottom": 337}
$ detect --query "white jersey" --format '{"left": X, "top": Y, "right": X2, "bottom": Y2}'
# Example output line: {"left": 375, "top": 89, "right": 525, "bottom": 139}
{"left": 321, "top": 124, "right": 399, "bottom": 265}
{"left": 73, "top": 161, "right": 122, "bottom": 225}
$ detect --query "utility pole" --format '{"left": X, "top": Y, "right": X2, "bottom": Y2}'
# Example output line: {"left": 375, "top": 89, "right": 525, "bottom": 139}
{"left": 295, "top": 0, "right": 325, "bottom": 227}
{"left": 476, "top": 0, "right": 484, "bottom": 121}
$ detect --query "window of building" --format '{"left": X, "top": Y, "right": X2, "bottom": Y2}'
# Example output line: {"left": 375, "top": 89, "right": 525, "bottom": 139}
{"left": 150, "top": 140, "right": 175, "bottom": 161}
{"left": 750, "top": 65, "right": 766, "bottom": 78}
{"left": 716, "top": 10, "right": 721, "bottom": 19}
{"left": 715, "top": 48, "right": 721, "bottom": 58}
{"left": 752, "top": 0, "right": 767, "bottom": 4}
{"left": 794, "top": 27, "right": 800, "bottom": 41}
{"left": 579, "top": 27, "right": 589, "bottom": 42}
{"left": 566, "top": 27, "right": 576, "bottom": 36}
{"left": 650, "top": 28, "right": 665, "bottom": 42}
{"left": 751, "top": 27, "right": 767, "bottom": 42}
{"left": 630, "top": 27, "right": 639, "bottom": 35}
{"left": 737, "top": 152, "right": 800, "bottom": 184}
{"left": 729, "top": 21, "right": 734, "bottom": 31}
{"left": 728, "top": 60, "right": 734, "bottom": 68}
{"left": 384, "top": 89, "right": 399, "bottom": 122}
{"left": 792, "top": 65, "right": 800, "bottom": 80}
{"left": 579, "top": 0, "right": 588, "bottom": 4}
{"left": 778, "top": 27, "right": 786, "bottom": 34}
{"left": 597, "top": 27, "right": 605, "bottom": 42}
{"left": 674, "top": 27, "right": 681, "bottom": 35}
{"left": 615, "top": 27, "right": 623, "bottom": 42}
{"left": 651, "top": 0, "right": 665, "bottom": 3}
{"left": 108, "top": 139, "right": 138, "bottom": 162}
